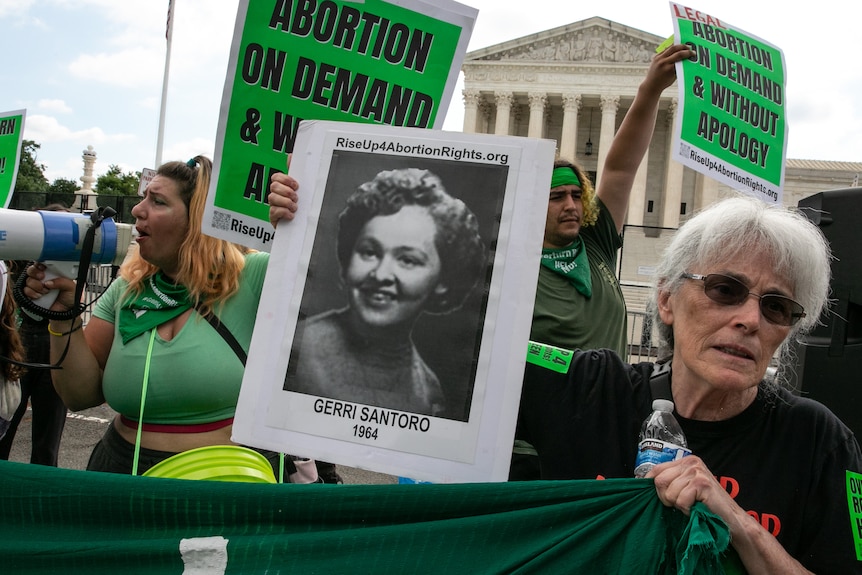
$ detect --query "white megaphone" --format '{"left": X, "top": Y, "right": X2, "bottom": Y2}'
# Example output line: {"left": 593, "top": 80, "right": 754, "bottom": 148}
{"left": 0, "top": 207, "right": 134, "bottom": 316}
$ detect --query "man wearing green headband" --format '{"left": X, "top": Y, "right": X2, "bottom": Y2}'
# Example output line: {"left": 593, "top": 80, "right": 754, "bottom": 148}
{"left": 531, "top": 159, "right": 625, "bottom": 356}
{"left": 511, "top": 43, "right": 696, "bottom": 480}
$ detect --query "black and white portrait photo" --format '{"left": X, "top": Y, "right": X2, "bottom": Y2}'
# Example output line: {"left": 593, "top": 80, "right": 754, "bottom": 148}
{"left": 234, "top": 120, "right": 554, "bottom": 482}
{"left": 284, "top": 151, "right": 508, "bottom": 422}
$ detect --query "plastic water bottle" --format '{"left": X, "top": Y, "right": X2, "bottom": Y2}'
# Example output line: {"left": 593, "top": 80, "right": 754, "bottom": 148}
{"left": 634, "top": 399, "right": 691, "bottom": 478}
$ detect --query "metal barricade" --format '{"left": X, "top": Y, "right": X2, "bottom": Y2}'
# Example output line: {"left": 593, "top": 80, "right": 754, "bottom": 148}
{"left": 626, "top": 309, "right": 659, "bottom": 363}
{"left": 81, "top": 264, "right": 118, "bottom": 325}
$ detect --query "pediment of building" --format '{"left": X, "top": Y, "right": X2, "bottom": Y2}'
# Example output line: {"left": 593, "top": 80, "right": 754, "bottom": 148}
{"left": 465, "top": 17, "right": 666, "bottom": 65}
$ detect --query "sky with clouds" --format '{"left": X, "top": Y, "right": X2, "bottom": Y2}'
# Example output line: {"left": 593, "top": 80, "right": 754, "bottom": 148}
{"left": 2, "top": 0, "right": 860, "bottom": 184}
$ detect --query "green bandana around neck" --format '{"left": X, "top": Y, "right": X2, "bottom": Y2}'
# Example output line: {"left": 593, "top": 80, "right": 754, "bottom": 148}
{"left": 541, "top": 237, "right": 592, "bottom": 297}
{"left": 118, "top": 273, "right": 192, "bottom": 344}
{"left": 550, "top": 166, "right": 581, "bottom": 189}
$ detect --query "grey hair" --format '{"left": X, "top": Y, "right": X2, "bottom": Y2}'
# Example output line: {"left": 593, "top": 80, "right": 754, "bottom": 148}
{"left": 648, "top": 195, "right": 832, "bottom": 380}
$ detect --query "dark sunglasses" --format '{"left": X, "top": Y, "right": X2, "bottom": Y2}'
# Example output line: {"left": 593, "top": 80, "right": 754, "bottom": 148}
{"left": 681, "top": 273, "right": 806, "bottom": 327}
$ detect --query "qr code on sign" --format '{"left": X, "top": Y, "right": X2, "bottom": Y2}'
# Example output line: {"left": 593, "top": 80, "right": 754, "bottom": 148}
{"left": 211, "top": 210, "right": 232, "bottom": 231}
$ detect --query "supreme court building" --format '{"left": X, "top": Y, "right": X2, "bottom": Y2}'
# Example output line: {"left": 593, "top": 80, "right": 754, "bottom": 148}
{"left": 459, "top": 17, "right": 860, "bottom": 227}
{"left": 458, "top": 17, "right": 861, "bottom": 348}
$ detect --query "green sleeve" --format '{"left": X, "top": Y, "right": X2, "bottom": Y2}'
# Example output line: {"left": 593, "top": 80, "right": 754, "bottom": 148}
{"left": 92, "top": 276, "right": 129, "bottom": 325}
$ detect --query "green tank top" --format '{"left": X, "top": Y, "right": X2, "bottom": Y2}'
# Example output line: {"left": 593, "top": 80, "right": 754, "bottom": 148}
{"left": 95, "top": 252, "right": 268, "bottom": 425}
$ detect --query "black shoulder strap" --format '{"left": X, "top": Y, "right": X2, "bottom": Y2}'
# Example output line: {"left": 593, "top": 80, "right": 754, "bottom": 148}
{"left": 649, "top": 360, "right": 672, "bottom": 402}
{"left": 194, "top": 302, "right": 247, "bottom": 366}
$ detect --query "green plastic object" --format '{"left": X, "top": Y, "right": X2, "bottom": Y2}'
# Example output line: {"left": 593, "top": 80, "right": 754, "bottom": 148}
{"left": 142, "top": 445, "right": 277, "bottom": 484}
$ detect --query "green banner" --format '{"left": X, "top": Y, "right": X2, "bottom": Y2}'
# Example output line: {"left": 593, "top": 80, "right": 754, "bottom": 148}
{"left": 0, "top": 109, "right": 25, "bottom": 208}
{"left": 0, "top": 459, "right": 734, "bottom": 574}
{"left": 204, "top": 0, "right": 476, "bottom": 251}
{"left": 670, "top": 3, "right": 786, "bottom": 204}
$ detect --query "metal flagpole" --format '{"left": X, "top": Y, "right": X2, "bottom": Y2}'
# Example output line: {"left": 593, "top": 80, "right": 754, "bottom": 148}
{"left": 155, "top": 0, "right": 174, "bottom": 168}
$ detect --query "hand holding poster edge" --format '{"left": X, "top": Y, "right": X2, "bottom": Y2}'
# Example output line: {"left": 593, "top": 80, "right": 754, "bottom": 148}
{"left": 234, "top": 120, "right": 555, "bottom": 483}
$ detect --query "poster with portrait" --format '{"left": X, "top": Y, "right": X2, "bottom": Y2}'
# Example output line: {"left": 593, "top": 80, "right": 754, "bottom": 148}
{"left": 234, "top": 120, "right": 555, "bottom": 483}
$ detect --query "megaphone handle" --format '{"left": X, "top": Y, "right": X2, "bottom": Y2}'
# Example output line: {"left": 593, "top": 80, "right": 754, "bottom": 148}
{"left": 31, "top": 262, "right": 79, "bottom": 311}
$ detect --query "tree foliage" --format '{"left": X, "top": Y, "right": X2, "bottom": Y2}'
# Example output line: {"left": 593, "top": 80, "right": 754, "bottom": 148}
{"left": 95, "top": 165, "right": 141, "bottom": 196}
{"left": 14, "top": 140, "right": 49, "bottom": 192}
{"left": 48, "top": 177, "right": 79, "bottom": 194}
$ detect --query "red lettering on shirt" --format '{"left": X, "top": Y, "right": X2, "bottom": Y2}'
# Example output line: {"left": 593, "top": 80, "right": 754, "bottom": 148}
{"left": 718, "top": 475, "right": 740, "bottom": 498}
{"left": 747, "top": 511, "right": 782, "bottom": 536}
{"left": 722, "top": 474, "right": 782, "bottom": 536}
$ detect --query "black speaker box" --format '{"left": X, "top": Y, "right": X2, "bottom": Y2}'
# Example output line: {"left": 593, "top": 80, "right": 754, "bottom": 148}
{"left": 789, "top": 188, "right": 862, "bottom": 437}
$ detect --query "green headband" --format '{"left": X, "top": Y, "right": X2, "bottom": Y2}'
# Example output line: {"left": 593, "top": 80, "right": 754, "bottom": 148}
{"left": 550, "top": 166, "right": 581, "bottom": 189}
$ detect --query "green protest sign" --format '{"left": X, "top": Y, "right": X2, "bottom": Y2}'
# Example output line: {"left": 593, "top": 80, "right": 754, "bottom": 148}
{"left": 847, "top": 470, "right": 862, "bottom": 560}
{"left": 669, "top": 3, "right": 786, "bottom": 204}
{"left": 204, "top": 0, "right": 477, "bottom": 251}
{"left": 0, "top": 110, "right": 25, "bottom": 208}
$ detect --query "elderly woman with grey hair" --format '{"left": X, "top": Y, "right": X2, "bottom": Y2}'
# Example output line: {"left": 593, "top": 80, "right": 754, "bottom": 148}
{"left": 517, "top": 195, "right": 861, "bottom": 574}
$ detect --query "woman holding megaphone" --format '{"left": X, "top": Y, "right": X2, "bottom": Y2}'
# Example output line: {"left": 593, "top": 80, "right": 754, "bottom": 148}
{"left": 22, "top": 157, "right": 307, "bottom": 479}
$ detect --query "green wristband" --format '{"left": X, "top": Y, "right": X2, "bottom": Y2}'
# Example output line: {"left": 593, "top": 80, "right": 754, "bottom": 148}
{"left": 526, "top": 340, "right": 574, "bottom": 373}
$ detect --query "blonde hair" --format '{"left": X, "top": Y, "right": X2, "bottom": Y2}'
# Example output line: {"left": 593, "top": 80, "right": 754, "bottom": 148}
{"left": 554, "top": 158, "right": 598, "bottom": 227}
{"left": 120, "top": 156, "right": 246, "bottom": 316}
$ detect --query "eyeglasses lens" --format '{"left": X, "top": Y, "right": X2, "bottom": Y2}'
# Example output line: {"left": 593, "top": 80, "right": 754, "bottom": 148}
{"left": 700, "top": 274, "right": 803, "bottom": 326}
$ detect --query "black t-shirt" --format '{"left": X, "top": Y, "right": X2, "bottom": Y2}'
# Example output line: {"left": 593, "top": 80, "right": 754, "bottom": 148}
{"left": 520, "top": 349, "right": 862, "bottom": 574}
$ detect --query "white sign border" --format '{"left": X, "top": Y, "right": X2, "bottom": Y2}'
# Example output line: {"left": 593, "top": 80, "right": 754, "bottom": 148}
{"left": 233, "top": 120, "right": 554, "bottom": 483}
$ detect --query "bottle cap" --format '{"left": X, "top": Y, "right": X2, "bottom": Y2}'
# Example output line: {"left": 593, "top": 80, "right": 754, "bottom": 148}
{"left": 652, "top": 399, "right": 675, "bottom": 412}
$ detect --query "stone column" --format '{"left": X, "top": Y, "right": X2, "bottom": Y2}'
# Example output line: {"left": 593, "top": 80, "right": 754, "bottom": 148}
{"left": 462, "top": 89, "right": 480, "bottom": 134}
{"left": 660, "top": 99, "right": 684, "bottom": 228}
{"left": 527, "top": 92, "right": 547, "bottom": 138}
{"left": 594, "top": 95, "right": 619, "bottom": 189}
{"left": 559, "top": 93, "right": 581, "bottom": 161}
{"left": 627, "top": 141, "right": 649, "bottom": 227}
{"left": 494, "top": 91, "right": 513, "bottom": 135}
